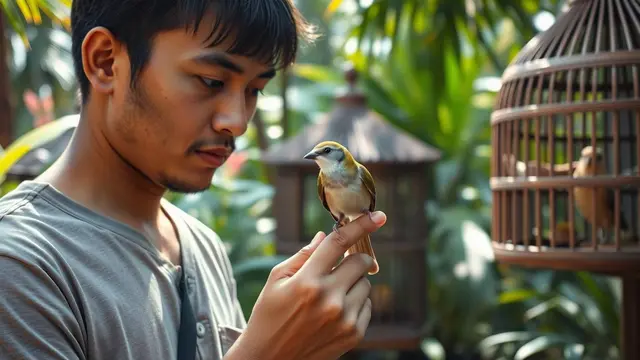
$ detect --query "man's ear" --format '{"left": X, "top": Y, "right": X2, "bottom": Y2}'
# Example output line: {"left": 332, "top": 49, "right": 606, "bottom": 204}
{"left": 81, "top": 27, "right": 126, "bottom": 95}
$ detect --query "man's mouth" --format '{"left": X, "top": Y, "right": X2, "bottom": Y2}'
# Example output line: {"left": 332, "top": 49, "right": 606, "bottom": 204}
{"left": 195, "top": 147, "right": 232, "bottom": 168}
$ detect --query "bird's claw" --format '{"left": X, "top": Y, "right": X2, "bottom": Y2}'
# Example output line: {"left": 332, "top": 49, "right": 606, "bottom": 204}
{"left": 333, "top": 215, "right": 350, "bottom": 235}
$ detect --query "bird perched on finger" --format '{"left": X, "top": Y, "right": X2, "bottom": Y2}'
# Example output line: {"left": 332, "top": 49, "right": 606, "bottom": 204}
{"left": 573, "top": 145, "right": 635, "bottom": 244}
{"left": 304, "top": 141, "right": 379, "bottom": 275}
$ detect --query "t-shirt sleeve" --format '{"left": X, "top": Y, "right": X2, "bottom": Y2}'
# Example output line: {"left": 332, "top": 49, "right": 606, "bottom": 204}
{"left": 0, "top": 255, "right": 86, "bottom": 360}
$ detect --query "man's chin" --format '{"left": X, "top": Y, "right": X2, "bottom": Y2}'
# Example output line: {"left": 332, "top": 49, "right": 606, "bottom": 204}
{"left": 160, "top": 176, "right": 213, "bottom": 194}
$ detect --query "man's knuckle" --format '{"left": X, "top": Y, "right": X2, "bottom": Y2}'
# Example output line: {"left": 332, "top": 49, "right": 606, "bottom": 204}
{"left": 339, "top": 319, "right": 358, "bottom": 337}
{"left": 323, "top": 299, "right": 345, "bottom": 320}
{"left": 332, "top": 231, "right": 351, "bottom": 250}
{"left": 294, "top": 280, "right": 323, "bottom": 301}
{"left": 269, "top": 263, "right": 284, "bottom": 278}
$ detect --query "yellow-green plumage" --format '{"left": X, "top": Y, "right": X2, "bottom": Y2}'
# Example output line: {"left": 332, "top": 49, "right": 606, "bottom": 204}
{"left": 304, "top": 141, "right": 379, "bottom": 275}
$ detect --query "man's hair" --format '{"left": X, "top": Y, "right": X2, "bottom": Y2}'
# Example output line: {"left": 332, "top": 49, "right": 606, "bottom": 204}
{"left": 71, "top": 0, "right": 316, "bottom": 103}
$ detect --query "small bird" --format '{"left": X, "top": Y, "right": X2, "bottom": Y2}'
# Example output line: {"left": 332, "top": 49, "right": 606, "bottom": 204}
{"left": 573, "top": 146, "right": 633, "bottom": 244}
{"left": 304, "top": 141, "right": 379, "bottom": 275}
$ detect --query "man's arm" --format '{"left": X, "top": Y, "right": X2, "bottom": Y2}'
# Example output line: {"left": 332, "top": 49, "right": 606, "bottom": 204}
{"left": 0, "top": 255, "right": 85, "bottom": 360}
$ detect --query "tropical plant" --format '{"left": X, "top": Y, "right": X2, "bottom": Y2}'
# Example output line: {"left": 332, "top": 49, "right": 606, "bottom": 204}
{"left": 0, "top": 0, "right": 70, "bottom": 45}
{"left": 8, "top": 19, "right": 77, "bottom": 137}
{"left": 481, "top": 269, "right": 620, "bottom": 360}
{"left": 0, "top": 0, "right": 73, "bottom": 146}
{"left": 324, "top": 0, "right": 563, "bottom": 104}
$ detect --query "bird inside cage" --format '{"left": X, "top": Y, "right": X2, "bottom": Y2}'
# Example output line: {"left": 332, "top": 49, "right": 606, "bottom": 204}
{"left": 572, "top": 146, "right": 638, "bottom": 246}
{"left": 500, "top": 147, "right": 638, "bottom": 247}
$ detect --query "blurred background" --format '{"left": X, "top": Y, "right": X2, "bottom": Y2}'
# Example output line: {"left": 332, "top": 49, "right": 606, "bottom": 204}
{"left": 0, "top": 1, "right": 622, "bottom": 359}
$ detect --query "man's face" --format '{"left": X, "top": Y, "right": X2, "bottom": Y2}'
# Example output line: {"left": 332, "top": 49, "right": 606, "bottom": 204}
{"left": 99, "top": 20, "right": 275, "bottom": 193}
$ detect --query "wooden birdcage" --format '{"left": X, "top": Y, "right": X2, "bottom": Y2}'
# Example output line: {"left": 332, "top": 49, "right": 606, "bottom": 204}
{"left": 490, "top": 0, "right": 640, "bottom": 358}
{"left": 262, "top": 67, "right": 441, "bottom": 351}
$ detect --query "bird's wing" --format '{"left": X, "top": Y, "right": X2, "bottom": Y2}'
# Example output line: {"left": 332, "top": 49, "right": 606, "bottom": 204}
{"left": 358, "top": 163, "right": 376, "bottom": 212}
{"left": 317, "top": 172, "right": 339, "bottom": 221}
{"left": 606, "top": 188, "right": 629, "bottom": 230}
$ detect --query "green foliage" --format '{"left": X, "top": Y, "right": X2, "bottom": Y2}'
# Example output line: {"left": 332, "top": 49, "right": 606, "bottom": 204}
{"left": 0, "top": 0, "right": 71, "bottom": 46}
{"left": 326, "top": 0, "right": 561, "bottom": 116}
{"left": 481, "top": 270, "right": 620, "bottom": 359}
{"left": 8, "top": 19, "right": 78, "bottom": 138}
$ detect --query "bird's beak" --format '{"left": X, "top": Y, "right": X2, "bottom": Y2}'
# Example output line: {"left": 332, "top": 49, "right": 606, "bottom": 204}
{"left": 303, "top": 150, "right": 319, "bottom": 160}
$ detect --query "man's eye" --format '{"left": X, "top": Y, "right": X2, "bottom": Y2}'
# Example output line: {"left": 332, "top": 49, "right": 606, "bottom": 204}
{"left": 200, "top": 77, "right": 224, "bottom": 89}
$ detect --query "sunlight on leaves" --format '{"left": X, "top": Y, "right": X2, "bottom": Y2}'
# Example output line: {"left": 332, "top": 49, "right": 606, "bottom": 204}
{"left": 324, "top": 0, "right": 343, "bottom": 18}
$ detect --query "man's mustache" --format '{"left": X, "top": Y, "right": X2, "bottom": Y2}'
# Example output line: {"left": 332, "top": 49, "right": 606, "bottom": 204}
{"left": 187, "top": 136, "right": 236, "bottom": 154}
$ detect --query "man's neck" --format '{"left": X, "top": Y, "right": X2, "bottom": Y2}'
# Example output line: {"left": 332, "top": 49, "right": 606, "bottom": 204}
{"left": 38, "top": 115, "right": 166, "bottom": 231}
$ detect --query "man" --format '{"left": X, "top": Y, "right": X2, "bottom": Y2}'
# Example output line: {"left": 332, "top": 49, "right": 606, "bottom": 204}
{"left": 0, "top": 1, "right": 386, "bottom": 359}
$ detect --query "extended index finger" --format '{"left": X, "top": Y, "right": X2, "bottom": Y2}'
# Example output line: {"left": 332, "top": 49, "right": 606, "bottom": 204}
{"left": 297, "top": 211, "right": 386, "bottom": 277}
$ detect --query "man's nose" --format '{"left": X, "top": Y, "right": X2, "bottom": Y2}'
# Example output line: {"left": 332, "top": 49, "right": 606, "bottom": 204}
{"left": 211, "top": 97, "right": 249, "bottom": 137}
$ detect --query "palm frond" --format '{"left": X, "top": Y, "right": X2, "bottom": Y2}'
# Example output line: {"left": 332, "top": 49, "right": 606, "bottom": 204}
{"left": 0, "top": 0, "right": 71, "bottom": 47}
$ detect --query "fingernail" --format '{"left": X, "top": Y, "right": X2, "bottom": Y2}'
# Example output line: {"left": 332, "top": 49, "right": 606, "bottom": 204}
{"left": 371, "top": 211, "right": 386, "bottom": 225}
{"left": 361, "top": 254, "right": 374, "bottom": 266}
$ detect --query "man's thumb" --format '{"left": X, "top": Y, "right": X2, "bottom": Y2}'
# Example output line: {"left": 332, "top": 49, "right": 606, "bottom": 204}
{"left": 275, "top": 231, "right": 327, "bottom": 278}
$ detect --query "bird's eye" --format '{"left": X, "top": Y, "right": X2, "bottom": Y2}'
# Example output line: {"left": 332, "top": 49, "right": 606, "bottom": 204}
{"left": 323, "top": 147, "right": 331, "bottom": 153}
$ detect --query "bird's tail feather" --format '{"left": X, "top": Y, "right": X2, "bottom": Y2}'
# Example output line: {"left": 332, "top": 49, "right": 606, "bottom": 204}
{"left": 345, "top": 234, "right": 379, "bottom": 275}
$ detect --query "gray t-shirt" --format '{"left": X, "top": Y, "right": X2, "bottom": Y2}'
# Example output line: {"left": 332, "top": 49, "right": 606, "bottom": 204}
{"left": 0, "top": 181, "right": 246, "bottom": 360}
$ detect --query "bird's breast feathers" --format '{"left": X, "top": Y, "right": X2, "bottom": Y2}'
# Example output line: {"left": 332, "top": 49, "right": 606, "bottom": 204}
{"left": 324, "top": 181, "right": 371, "bottom": 220}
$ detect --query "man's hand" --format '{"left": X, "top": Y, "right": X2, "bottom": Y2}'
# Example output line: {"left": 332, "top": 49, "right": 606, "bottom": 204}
{"left": 225, "top": 211, "right": 386, "bottom": 360}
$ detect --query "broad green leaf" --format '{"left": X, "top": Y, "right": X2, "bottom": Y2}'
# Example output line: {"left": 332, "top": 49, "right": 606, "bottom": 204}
{"left": 498, "top": 289, "right": 538, "bottom": 304}
{"left": 524, "top": 296, "right": 579, "bottom": 321}
{"left": 514, "top": 335, "right": 576, "bottom": 360}
{"left": 478, "top": 331, "right": 539, "bottom": 350}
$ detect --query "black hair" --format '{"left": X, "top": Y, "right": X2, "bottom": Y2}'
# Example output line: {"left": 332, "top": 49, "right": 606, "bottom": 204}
{"left": 71, "top": 0, "right": 317, "bottom": 103}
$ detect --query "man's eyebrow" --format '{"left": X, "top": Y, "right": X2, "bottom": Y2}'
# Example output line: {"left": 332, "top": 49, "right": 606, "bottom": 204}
{"left": 193, "top": 52, "right": 277, "bottom": 79}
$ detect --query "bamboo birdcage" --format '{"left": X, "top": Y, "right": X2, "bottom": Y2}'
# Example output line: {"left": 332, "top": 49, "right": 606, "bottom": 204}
{"left": 492, "top": 0, "right": 640, "bottom": 267}
{"left": 490, "top": 0, "right": 640, "bottom": 358}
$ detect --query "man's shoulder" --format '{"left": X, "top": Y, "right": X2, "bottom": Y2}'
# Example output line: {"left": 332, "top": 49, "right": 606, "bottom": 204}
{"left": 0, "top": 180, "right": 47, "bottom": 217}
{"left": 0, "top": 182, "right": 65, "bottom": 264}
{"left": 0, "top": 181, "right": 50, "bottom": 231}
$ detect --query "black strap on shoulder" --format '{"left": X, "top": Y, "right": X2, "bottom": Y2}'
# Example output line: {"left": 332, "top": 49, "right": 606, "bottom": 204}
{"left": 176, "top": 269, "right": 197, "bottom": 360}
